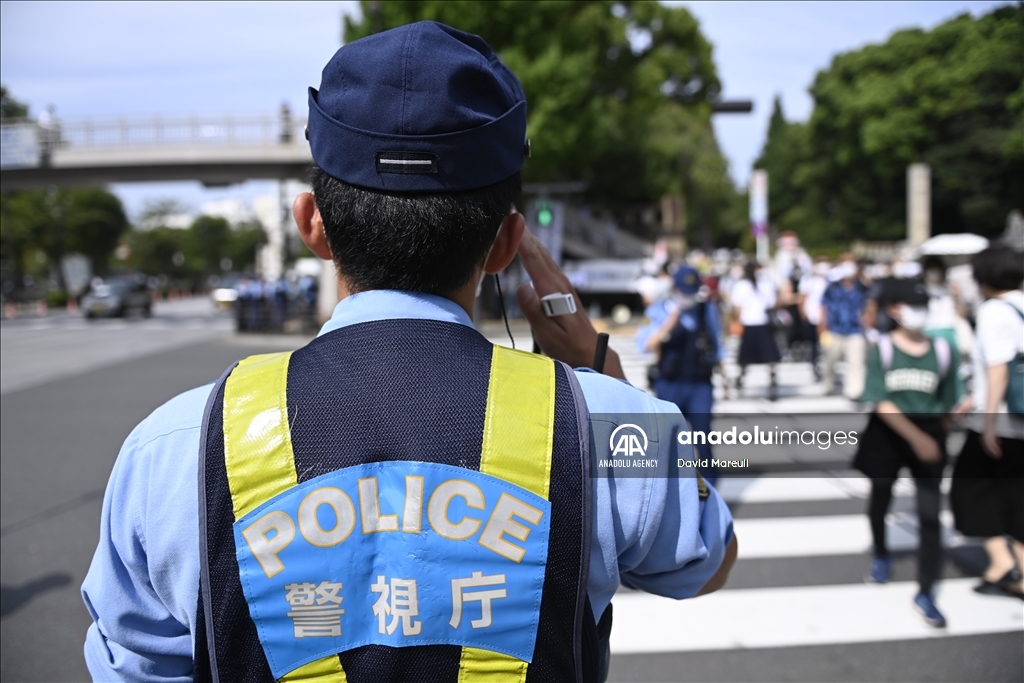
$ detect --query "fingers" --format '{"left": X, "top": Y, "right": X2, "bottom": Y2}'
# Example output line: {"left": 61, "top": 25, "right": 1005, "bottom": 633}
{"left": 515, "top": 282, "right": 547, "bottom": 329}
{"left": 518, "top": 226, "right": 573, "bottom": 298}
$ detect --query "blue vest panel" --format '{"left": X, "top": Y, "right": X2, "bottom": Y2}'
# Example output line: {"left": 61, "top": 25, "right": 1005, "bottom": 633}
{"left": 235, "top": 462, "right": 551, "bottom": 677}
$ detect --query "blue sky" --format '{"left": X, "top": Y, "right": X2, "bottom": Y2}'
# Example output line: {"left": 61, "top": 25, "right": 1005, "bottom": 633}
{"left": 0, "top": 0, "right": 1009, "bottom": 219}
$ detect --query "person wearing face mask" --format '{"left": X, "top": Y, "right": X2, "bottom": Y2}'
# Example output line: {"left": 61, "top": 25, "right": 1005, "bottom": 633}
{"left": 921, "top": 256, "right": 972, "bottom": 358}
{"left": 641, "top": 266, "right": 726, "bottom": 485}
{"left": 855, "top": 279, "right": 965, "bottom": 629}
{"left": 730, "top": 261, "right": 781, "bottom": 399}
{"left": 819, "top": 254, "right": 867, "bottom": 399}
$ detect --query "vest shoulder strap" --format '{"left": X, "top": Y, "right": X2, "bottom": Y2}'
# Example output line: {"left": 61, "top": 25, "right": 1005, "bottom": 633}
{"left": 932, "top": 336, "right": 951, "bottom": 381}
{"left": 878, "top": 334, "right": 893, "bottom": 373}
{"left": 878, "top": 334, "right": 950, "bottom": 380}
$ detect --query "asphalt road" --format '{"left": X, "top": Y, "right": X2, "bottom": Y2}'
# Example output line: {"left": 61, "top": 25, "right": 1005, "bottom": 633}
{"left": 1, "top": 302, "right": 1021, "bottom": 682}
{"left": 1, "top": 301, "right": 301, "bottom": 682}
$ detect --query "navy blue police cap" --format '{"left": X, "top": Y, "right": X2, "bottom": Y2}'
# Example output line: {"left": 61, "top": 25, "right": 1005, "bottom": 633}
{"left": 674, "top": 266, "right": 702, "bottom": 295}
{"left": 307, "top": 21, "right": 529, "bottom": 192}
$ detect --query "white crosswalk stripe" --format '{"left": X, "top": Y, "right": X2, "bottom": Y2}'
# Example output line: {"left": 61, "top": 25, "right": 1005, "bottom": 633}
{"left": 485, "top": 323, "right": 1023, "bottom": 663}
{"left": 610, "top": 465, "right": 1022, "bottom": 655}
{"left": 610, "top": 579, "right": 1023, "bottom": 653}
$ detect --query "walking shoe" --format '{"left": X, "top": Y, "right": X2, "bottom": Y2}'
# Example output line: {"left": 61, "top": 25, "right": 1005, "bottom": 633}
{"left": 865, "top": 555, "right": 891, "bottom": 584}
{"left": 913, "top": 593, "right": 947, "bottom": 628}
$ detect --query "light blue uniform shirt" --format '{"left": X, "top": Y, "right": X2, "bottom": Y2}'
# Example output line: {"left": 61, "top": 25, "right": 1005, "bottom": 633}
{"left": 82, "top": 290, "right": 734, "bottom": 682}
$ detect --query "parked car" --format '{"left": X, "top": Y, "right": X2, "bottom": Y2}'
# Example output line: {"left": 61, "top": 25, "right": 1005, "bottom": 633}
{"left": 82, "top": 276, "right": 152, "bottom": 318}
{"left": 210, "top": 274, "right": 241, "bottom": 310}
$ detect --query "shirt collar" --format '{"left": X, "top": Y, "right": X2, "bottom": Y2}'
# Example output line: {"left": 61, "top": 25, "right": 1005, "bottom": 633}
{"left": 317, "top": 290, "right": 475, "bottom": 337}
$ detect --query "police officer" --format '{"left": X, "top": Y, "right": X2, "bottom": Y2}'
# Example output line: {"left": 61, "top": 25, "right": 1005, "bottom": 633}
{"left": 82, "top": 22, "right": 736, "bottom": 683}
{"left": 640, "top": 266, "right": 726, "bottom": 486}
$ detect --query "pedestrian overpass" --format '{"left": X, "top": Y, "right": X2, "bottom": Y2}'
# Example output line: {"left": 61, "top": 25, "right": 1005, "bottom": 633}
{"left": 0, "top": 113, "right": 655, "bottom": 290}
{"left": 0, "top": 114, "right": 311, "bottom": 190}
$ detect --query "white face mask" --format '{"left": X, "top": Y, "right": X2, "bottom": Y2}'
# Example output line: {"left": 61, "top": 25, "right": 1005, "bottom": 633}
{"left": 676, "top": 293, "right": 697, "bottom": 309}
{"left": 897, "top": 305, "right": 928, "bottom": 331}
{"left": 837, "top": 261, "right": 857, "bottom": 280}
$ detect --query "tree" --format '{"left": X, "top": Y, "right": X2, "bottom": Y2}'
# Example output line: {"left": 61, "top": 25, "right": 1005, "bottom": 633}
{"left": 126, "top": 226, "right": 191, "bottom": 284}
{"left": 1, "top": 85, "right": 29, "bottom": 119}
{"left": 188, "top": 215, "right": 231, "bottom": 278}
{"left": 222, "top": 221, "right": 266, "bottom": 274}
{"left": 125, "top": 214, "right": 266, "bottom": 288}
{"left": 0, "top": 188, "right": 128, "bottom": 290}
{"left": 758, "top": 5, "right": 1023, "bottom": 246}
{"left": 752, "top": 98, "right": 832, "bottom": 247}
{"left": 65, "top": 189, "right": 130, "bottom": 276}
{"left": 342, "top": 1, "right": 744, "bottom": 242}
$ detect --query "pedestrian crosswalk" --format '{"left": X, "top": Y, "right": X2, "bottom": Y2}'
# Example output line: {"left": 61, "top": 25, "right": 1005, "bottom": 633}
{"left": 483, "top": 323, "right": 1023, "bottom": 680}
{"left": 610, "top": 473, "right": 1022, "bottom": 655}
{"left": 611, "top": 578, "right": 1021, "bottom": 653}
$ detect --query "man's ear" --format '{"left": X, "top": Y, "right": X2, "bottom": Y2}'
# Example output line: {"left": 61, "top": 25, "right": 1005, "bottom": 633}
{"left": 484, "top": 211, "right": 525, "bottom": 274}
{"left": 293, "top": 192, "right": 333, "bottom": 261}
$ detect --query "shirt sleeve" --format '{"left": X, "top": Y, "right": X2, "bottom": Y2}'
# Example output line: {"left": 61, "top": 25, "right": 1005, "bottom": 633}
{"left": 729, "top": 280, "right": 749, "bottom": 311}
{"left": 82, "top": 387, "right": 209, "bottom": 683}
{"left": 635, "top": 302, "right": 667, "bottom": 354}
{"left": 860, "top": 344, "right": 886, "bottom": 403}
{"left": 977, "top": 300, "right": 1024, "bottom": 367}
{"left": 575, "top": 370, "right": 734, "bottom": 621}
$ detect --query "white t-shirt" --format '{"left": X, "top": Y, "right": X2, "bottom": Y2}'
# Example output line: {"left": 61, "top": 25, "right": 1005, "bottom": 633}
{"left": 730, "top": 278, "right": 775, "bottom": 326}
{"left": 969, "top": 290, "right": 1024, "bottom": 439}
{"left": 799, "top": 274, "right": 828, "bottom": 326}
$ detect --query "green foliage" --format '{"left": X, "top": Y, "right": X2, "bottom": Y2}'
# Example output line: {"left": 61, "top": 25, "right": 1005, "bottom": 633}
{"left": 0, "top": 188, "right": 128, "bottom": 289}
{"left": 125, "top": 216, "right": 266, "bottom": 288}
{"left": 0, "top": 85, "right": 29, "bottom": 119}
{"left": 188, "top": 215, "right": 231, "bottom": 276}
{"left": 222, "top": 222, "right": 267, "bottom": 274}
{"left": 126, "top": 226, "right": 189, "bottom": 282}
{"left": 343, "top": 1, "right": 744, "bottom": 242}
{"left": 758, "top": 5, "right": 1024, "bottom": 246}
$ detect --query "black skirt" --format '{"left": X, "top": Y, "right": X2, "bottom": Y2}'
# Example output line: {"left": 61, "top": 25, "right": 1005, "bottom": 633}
{"left": 950, "top": 430, "right": 1024, "bottom": 541}
{"left": 853, "top": 414, "right": 946, "bottom": 480}
{"left": 738, "top": 323, "right": 781, "bottom": 366}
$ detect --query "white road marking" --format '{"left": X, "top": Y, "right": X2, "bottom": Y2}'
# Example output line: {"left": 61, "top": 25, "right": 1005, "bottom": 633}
{"left": 733, "top": 511, "right": 960, "bottom": 558}
{"left": 716, "top": 475, "right": 919, "bottom": 504}
{"left": 610, "top": 579, "right": 1023, "bottom": 653}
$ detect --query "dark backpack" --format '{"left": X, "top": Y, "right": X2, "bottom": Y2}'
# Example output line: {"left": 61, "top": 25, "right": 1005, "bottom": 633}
{"left": 997, "top": 301, "right": 1024, "bottom": 416}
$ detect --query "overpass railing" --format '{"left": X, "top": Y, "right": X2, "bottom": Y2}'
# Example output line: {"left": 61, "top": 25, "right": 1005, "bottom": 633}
{"left": 1, "top": 114, "right": 306, "bottom": 169}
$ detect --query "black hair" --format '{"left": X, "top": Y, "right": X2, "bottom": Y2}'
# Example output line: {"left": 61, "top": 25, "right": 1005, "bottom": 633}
{"left": 922, "top": 256, "right": 946, "bottom": 278}
{"left": 884, "top": 279, "right": 929, "bottom": 307}
{"left": 971, "top": 247, "right": 1024, "bottom": 292}
{"left": 311, "top": 167, "right": 522, "bottom": 294}
{"left": 743, "top": 261, "right": 757, "bottom": 285}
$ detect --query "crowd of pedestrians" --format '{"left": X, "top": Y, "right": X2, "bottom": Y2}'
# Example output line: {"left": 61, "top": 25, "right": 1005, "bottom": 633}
{"left": 636, "top": 240, "right": 1024, "bottom": 626}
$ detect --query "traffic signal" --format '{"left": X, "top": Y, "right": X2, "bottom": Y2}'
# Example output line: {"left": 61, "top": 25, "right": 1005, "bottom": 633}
{"left": 537, "top": 200, "right": 553, "bottom": 227}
